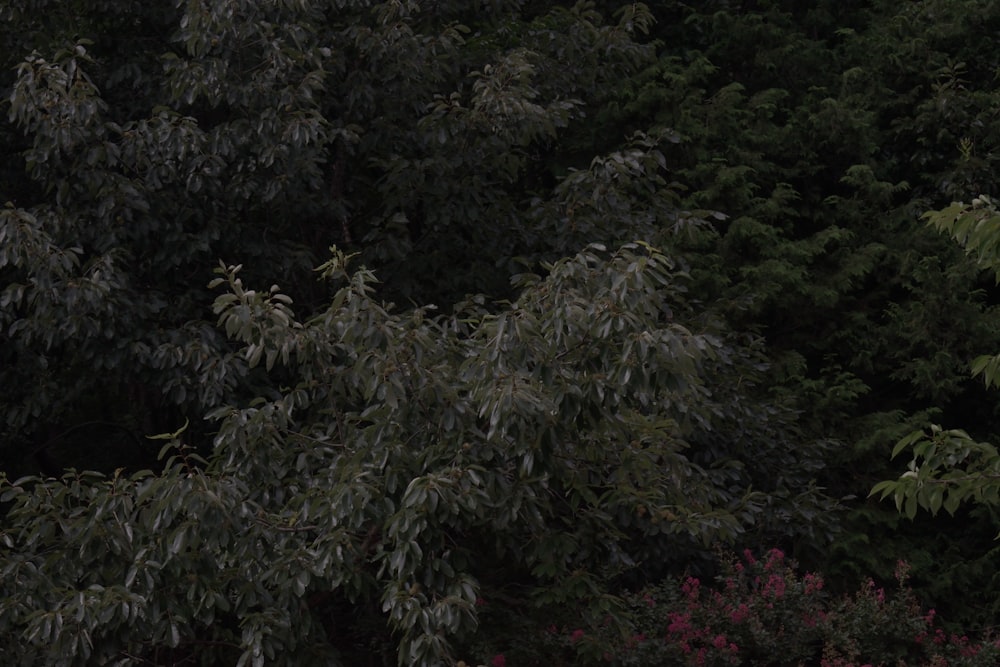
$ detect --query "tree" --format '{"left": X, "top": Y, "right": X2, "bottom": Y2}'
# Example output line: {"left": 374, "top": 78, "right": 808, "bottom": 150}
{"left": 589, "top": 1, "right": 1000, "bottom": 611}
{"left": 0, "top": 243, "right": 824, "bottom": 665}
{"left": 873, "top": 196, "right": 1000, "bottom": 519}
{"left": 0, "top": 0, "right": 657, "bottom": 475}
{"left": 0, "top": 1, "right": 839, "bottom": 664}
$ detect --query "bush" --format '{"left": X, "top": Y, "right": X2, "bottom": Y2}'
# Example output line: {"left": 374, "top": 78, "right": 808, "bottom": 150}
{"left": 465, "top": 550, "right": 1000, "bottom": 667}
{"left": 615, "top": 551, "right": 1000, "bottom": 667}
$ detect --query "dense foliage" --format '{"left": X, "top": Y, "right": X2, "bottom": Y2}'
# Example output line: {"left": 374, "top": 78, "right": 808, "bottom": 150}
{"left": 607, "top": 0, "right": 1000, "bottom": 622}
{"left": 4, "top": 0, "right": 1000, "bottom": 664}
{"left": 3, "top": 244, "right": 826, "bottom": 664}
{"left": 874, "top": 198, "right": 1000, "bottom": 519}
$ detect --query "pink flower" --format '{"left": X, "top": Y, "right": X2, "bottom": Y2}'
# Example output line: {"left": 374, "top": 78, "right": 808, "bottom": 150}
{"left": 764, "top": 573, "right": 786, "bottom": 599}
{"left": 570, "top": 629, "right": 585, "bottom": 642}
{"left": 712, "top": 634, "right": 728, "bottom": 649}
{"left": 491, "top": 654, "right": 506, "bottom": 667}
{"left": 961, "top": 647, "right": 980, "bottom": 658}
{"left": 682, "top": 576, "right": 701, "bottom": 601}
{"left": 667, "top": 612, "right": 692, "bottom": 634}
{"left": 730, "top": 603, "right": 749, "bottom": 624}
{"left": 803, "top": 573, "right": 824, "bottom": 595}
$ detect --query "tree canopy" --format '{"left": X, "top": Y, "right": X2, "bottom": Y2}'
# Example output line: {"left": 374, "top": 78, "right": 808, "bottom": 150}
{"left": 5, "top": 0, "right": 1000, "bottom": 664}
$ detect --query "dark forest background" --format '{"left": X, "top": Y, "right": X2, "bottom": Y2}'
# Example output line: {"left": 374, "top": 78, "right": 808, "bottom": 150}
{"left": 4, "top": 1, "right": 1000, "bottom": 664}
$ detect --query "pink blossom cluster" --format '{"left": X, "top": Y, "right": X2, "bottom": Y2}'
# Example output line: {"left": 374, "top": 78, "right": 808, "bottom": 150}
{"left": 475, "top": 552, "right": 1000, "bottom": 666}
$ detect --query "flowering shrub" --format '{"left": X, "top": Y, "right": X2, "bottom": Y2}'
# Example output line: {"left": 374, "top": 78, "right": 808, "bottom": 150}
{"left": 460, "top": 551, "right": 1000, "bottom": 666}
{"left": 607, "top": 550, "right": 1000, "bottom": 667}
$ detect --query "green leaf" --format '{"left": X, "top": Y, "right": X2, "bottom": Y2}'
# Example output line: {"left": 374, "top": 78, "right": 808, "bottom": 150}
{"left": 146, "top": 418, "right": 190, "bottom": 441}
